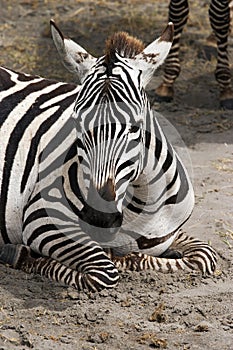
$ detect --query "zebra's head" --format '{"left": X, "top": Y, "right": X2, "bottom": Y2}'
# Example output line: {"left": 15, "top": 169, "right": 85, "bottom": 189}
{"left": 51, "top": 21, "right": 173, "bottom": 243}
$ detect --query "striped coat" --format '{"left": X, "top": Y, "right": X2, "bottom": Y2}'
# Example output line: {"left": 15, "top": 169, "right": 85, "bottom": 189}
{"left": 0, "top": 22, "right": 217, "bottom": 291}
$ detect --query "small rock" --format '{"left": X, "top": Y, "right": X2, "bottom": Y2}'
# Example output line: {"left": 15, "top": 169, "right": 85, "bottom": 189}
{"left": 194, "top": 321, "right": 212, "bottom": 332}
{"left": 137, "top": 333, "right": 167, "bottom": 348}
{"left": 121, "top": 298, "right": 131, "bottom": 307}
{"left": 99, "top": 289, "right": 109, "bottom": 297}
{"left": 99, "top": 332, "right": 109, "bottom": 342}
{"left": 85, "top": 311, "right": 98, "bottom": 322}
{"left": 87, "top": 334, "right": 103, "bottom": 344}
{"left": 20, "top": 336, "right": 33, "bottom": 348}
{"left": 85, "top": 309, "right": 103, "bottom": 322}
{"left": 148, "top": 303, "right": 167, "bottom": 323}
{"left": 67, "top": 290, "right": 80, "bottom": 300}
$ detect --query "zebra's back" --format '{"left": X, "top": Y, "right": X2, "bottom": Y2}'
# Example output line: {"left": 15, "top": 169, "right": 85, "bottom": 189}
{"left": 0, "top": 66, "right": 79, "bottom": 245}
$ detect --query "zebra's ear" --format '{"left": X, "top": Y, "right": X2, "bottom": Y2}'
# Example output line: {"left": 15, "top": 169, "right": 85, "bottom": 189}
{"left": 133, "top": 23, "right": 174, "bottom": 87}
{"left": 50, "top": 20, "right": 96, "bottom": 83}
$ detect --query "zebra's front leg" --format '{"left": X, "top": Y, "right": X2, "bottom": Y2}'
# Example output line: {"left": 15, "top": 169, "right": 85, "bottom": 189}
{"left": 0, "top": 244, "right": 119, "bottom": 292}
{"left": 109, "top": 232, "right": 217, "bottom": 275}
{"left": 155, "top": 0, "right": 189, "bottom": 102}
{"left": 209, "top": 0, "right": 233, "bottom": 109}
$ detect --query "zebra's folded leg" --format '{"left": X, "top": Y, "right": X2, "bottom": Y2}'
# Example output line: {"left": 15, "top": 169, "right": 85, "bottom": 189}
{"left": 0, "top": 244, "right": 31, "bottom": 268}
{"left": 109, "top": 232, "right": 217, "bottom": 275}
{"left": 110, "top": 251, "right": 187, "bottom": 273}
{"left": 0, "top": 244, "right": 119, "bottom": 292}
{"left": 169, "top": 231, "right": 217, "bottom": 274}
{"left": 159, "top": 248, "right": 183, "bottom": 259}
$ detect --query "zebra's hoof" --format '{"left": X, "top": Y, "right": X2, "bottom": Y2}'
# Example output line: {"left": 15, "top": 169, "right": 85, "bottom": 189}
{"left": 220, "top": 89, "right": 233, "bottom": 110}
{"left": 220, "top": 98, "right": 233, "bottom": 110}
{"left": 154, "top": 83, "right": 174, "bottom": 103}
{"left": 0, "top": 244, "right": 30, "bottom": 268}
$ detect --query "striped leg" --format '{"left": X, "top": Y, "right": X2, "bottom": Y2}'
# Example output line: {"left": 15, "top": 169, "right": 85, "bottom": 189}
{"left": 109, "top": 232, "right": 217, "bottom": 275}
{"left": 209, "top": 0, "right": 233, "bottom": 109}
{"left": 0, "top": 244, "right": 119, "bottom": 292}
{"left": 155, "top": 0, "right": 189, "bottom": 101}
{"left": 230, "top": 1, "right": 233, "bottom": 33}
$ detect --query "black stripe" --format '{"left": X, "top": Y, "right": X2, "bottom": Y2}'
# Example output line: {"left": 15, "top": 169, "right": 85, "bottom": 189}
{"left": 152, "top": 119, "right": 163, "bottom": 170}
{"left": 164, "top": 158, "right": 189, "bottom": 206}
{"left": 23, "top": 208, "right": 78, "bottom": 240}
{"left": 68, "top": 162, "right": 85, "bottom": 205}
{"left": 0, "top": 78, "right": 54, "bottom": 127}
{"left": 136, "top": 231, "right": 175, "bottom": 249}
{"left": 65, "top": 247, "right": 105, "bottom": 270}
{"left": 48, "top": 237, "right": 85, "bottom": 257}
{"left": 56, "top": 236, "right": 92, "bottom": 259}
{"left": 38, "top": 230, "right": 77, "bottom": 253}
{"left": 21, "top": 88, "right": 77, "bottom": 192}
{"left": 0, "top": 67, "right": 15, "bottom": 92}
{"left": 126, "top": 202, "right": 144, "bottom": 214}
{"left": 149, "top": 142, "right": 173, "bottom": 186}
{"left": 17, "top": 71, "right": 41, "bottom": 82}
{"left": 37, "top": 141, "right": 77, "bottom": 182}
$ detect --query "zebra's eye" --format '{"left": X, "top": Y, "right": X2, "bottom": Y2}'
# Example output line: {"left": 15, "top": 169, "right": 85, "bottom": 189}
{"left": 129, "top": 121, "right": 142, "bottom": 133}
{"left": 129, "top": 125, "right": 139, "bottom": 133}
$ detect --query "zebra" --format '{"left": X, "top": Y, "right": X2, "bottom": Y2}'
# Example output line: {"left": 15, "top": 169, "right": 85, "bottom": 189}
{"left": 155, "top": 0, "right": 233, "bottom": 109}
{"left": 0, "top": 21, "right": 217, "bottom": 292}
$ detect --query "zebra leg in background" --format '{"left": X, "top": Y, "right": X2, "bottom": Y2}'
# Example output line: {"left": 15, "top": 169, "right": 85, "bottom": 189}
{"left": 209, "top": 0, "right": 233, "bottom": 109}
{"left": 155, "top": 0, "right": 189, "bottom": 102}
{"left": 231, "top": 1, "right": 233, "bottom": 30}
{"left": 0, "top": 244, "right": 119, "bottom": 292}
{"left": 109, "top": 232, "right": 217, "bottom": 275}
{"left": 230, "top": 1, "right": 233, "bottom": 33}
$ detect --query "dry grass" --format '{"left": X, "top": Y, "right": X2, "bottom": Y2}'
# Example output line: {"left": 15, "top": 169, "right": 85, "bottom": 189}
{"left": 212, "top": 158, "right": 233, "bottom": 173}
{"left": 215, "top": 219, "right": 233, "bottom": 249}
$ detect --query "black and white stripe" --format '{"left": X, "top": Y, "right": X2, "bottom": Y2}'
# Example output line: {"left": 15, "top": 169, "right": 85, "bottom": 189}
{"left": 155, "top": 0, "right": 233, "bottom": 109}
{"left": 0, "top": 22, "right": 217, "bottom": 292}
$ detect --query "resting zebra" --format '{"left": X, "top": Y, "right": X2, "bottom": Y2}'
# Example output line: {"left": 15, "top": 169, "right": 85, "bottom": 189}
{"left": 0, "top": 21, "right": 217, "bottom": 292}
{"left": 155, "top": 0, "right": 233, "bottom": 109}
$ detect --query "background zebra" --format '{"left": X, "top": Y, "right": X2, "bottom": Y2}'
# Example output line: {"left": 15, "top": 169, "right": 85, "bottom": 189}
{"left": 155, "top": 0, "right": 233, "bottom": 109}
{"left": 0, "top": 21, "right": 217, "bottom": 292}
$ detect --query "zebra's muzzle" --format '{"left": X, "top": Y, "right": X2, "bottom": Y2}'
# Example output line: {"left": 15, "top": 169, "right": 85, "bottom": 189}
{"left": 78, "top": 179, "right": 123, "bottom": 242}
{"left": 79, "top": 203, "right": 123, "bottom": 242}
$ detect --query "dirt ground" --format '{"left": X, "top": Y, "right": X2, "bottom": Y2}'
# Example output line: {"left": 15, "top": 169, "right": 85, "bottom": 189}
{"left": 0, "top": 1, "right": 233, "bottom": 349}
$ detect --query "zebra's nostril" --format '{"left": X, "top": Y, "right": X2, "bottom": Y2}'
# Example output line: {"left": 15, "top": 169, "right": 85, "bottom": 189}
{"left": 85, "top": 179, "right": 118, "bottom": 214}
{"left": 98, "top": 178, "right": 116, "bottom": 202}
{"left": 87, "top": 178, "right": 116, "bottom": 206}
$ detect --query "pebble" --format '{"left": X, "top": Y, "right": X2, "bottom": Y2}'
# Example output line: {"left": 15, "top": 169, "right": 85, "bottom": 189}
{"left": 194, "top": 321, "right": 212, "bottom": 332}
{"left": 67, "top": 290, "right": 80, "bottom": 300}
{"left": 87, "top": 332, "right": 109, "bottom": 344}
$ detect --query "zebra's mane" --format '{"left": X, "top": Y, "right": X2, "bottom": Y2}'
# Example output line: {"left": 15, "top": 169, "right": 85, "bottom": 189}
{"left": 105, "top": 32, "right": 145, "bottom": 65}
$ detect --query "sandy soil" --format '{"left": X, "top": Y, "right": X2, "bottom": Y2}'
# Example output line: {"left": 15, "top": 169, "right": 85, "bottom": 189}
{"left": 0, "top": 1, "right": 232, "bottom": 349}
